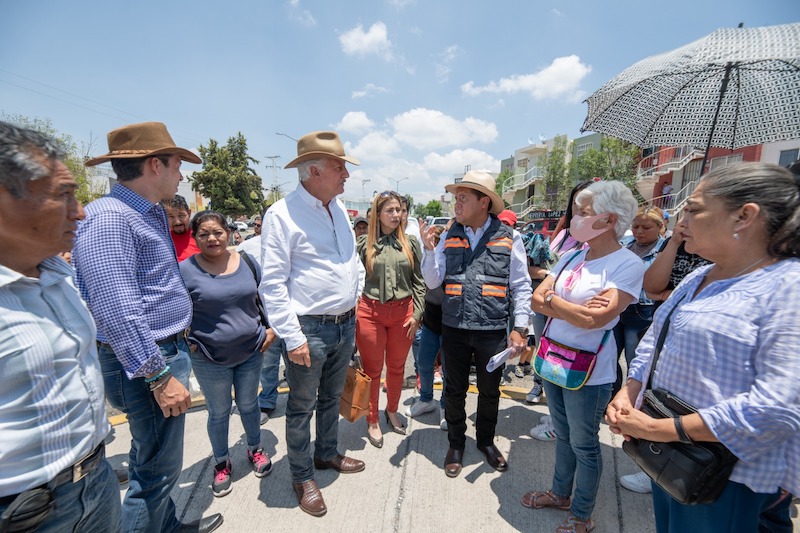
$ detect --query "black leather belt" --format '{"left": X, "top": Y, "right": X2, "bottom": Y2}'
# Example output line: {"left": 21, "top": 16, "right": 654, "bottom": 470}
{"left": 155, "top": 330, "right": 187, "bottom": 345}
{"left": 0, "top": 444, "right": 105, "bottom": 506}
{"left": 302, "top": 308, "right": 356, "bottom": 324}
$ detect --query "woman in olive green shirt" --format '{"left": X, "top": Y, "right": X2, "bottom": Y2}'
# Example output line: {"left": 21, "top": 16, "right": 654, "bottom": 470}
{"left": 356, "top": 191, "right": 426, "bottom": 448}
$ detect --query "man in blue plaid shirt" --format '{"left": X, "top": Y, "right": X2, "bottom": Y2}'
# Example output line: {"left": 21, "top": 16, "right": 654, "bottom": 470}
{"left": 73, "top": 122, "right": 222, "bottom": 533}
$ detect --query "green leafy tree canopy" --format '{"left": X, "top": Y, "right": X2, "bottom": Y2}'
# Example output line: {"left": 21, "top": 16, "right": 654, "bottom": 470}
{"left": 573, "top": 136, "right": 643, "bottom": 203}
{"left": 191, "top": 132, "right": 265, "bottom": 217}
{"left": 539, "top": 135, "right": 572, "bottom": 209}
{"left": 418, "top": 200, "right": 442, "bottom": 217}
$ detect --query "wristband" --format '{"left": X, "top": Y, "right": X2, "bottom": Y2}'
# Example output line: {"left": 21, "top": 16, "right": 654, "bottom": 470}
{"left": 145, "top": 365, "right": 171, "bottom": 384}
{"left": 674, "top": 416, "right": 694, "bottom": 444}
{"left": 148, "top": 372, "right": 172, "bottom": 392}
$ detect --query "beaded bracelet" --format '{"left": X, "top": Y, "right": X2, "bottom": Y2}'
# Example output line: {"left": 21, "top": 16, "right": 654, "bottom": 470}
{"left": 144, "top": 365, "right": 171, "bottom": 383}
{"left": 148, "top": 372, "right": 172, "bottom": 392}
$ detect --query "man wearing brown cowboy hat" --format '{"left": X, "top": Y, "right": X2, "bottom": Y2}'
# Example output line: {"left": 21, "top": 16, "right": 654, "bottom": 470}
{"left": 420, "top": 170, "right": 532, "bottom": 477}
{"left": 260, "top": 131, "right": 366, "bottom": 517}
{"left": 72, "top": 122, "right": 223, "bottom": 533}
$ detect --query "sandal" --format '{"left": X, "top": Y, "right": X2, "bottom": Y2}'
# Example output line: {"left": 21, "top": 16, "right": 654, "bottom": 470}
{"left": 555, "top": 515, "right": 595, "bottom": 533}
{"left": 520, "top": 489, "right": 571, "bottom": 510}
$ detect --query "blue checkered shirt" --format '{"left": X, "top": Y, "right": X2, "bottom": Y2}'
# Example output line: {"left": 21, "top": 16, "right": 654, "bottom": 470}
{"left": 73, "top": 183, "right": 192, "bottom": 379}
{"left": 629, "top": 258, "right": 800, "bottom": 495}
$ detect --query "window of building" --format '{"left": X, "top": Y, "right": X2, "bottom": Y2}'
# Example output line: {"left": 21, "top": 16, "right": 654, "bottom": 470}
{"left": 576, "top": 143, "right": 592, "bottom": 157}
{"left": 778, "top": 148, "right": 799, "bottom": 168}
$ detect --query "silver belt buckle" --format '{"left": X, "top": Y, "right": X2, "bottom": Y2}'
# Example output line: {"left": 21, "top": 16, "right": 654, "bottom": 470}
{"left": 72, "top": 462, "right": 87, "bottom": 483}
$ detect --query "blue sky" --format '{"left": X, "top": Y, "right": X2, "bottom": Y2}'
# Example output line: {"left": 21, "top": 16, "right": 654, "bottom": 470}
{"left": 1, "top": 0, "right": 796, "bottom": 205}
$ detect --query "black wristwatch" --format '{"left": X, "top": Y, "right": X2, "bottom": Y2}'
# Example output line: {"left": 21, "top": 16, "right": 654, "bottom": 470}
{"left": 513, "top": 326, "right": 529, "bottom": 337}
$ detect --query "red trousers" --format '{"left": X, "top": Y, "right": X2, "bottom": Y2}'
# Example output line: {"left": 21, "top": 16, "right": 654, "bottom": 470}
{"left": 355, "top": 297, "right": 414, "bottom": 424}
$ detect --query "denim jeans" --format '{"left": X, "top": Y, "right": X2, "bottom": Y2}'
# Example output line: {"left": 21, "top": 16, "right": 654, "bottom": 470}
{"left": 613, "top": 304, "right": 656, "bottom": 395}
{"left": 410, "top": 325, "right": 422, "bottom": 373}
{"left": 99, "top": 338, "right": 191, "bottom": 533}
{"left": 543, "top": 380, "right": 612, "bottom": 521}
{"left": 441, "top": 325, "right": 506, "bottom": 449}
{"left": 416, "top": 324, "right": 443, "bottom": 404}
{"left": 283, "top": 315, "right": 355, "bottom": 483}
{"left": 0, "top": 459, "right": 121, "bottom": 533}
{"left": 258, "top": 340, "right": 283, "bottom": 411}
{"left": 191, "top": 348, "right": 263, "bottom": 463}
{"left": 652, "top": 480, "right": 784, "bottom": 533}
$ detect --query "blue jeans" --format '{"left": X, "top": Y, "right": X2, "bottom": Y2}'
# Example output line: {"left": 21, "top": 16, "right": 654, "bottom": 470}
{"left": 543, "top": 380, "right": 612, "bottom": 521}
{"left": 258, "top": 340, "right": 283, "bottom": 411}
{"left": 99, "top": 338, "right": 191, "bottom": 533}
{"left": 0, "top": 459, "right": 121, "bottom": 533}
{"left": 416, "top": 324, "right": 443, "bottom": 404}
{"left": 410, "top": 326, "right": 422, "bottom": 373}
{"left": 191, "top": 348, "right": 263, "bottom": 463}
{"left": 283, "top": 315, "right": 355, "bottom": 483}
{"left": 652, "top": 480, "right": 784, "bottom": 533}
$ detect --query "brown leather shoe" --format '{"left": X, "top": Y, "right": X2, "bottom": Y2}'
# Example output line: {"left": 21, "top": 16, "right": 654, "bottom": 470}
{"left": 313, "top": 454, "right": 365, "bottom": 473}
{"left": 292, "top": 480, "right": 327, "bottom": 517}
{"left": 444, "top": 448, "right": 463, "bottom": 478}
{"left": 477, "top": 444, "right": 508, "bottom": 472}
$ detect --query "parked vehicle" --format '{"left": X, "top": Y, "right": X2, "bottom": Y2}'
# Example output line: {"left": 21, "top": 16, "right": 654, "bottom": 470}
{"left": 430, "top": 216, "right": 450, "bottom": 228}
{"left": 521, "top": 210, "right": 564, "bottom": 238}
{"left": 233, "top": 221, "right": 248, "bottom": 232}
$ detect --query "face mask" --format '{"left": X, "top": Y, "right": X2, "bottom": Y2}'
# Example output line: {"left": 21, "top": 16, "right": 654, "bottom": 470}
{"left": 570, "top": 213, "right": 611, "bottom": 242}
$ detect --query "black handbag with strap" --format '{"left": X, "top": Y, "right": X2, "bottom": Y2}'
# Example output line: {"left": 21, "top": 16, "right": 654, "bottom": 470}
{"left": 621, "top": 296, "right": 738, "bottom": 505}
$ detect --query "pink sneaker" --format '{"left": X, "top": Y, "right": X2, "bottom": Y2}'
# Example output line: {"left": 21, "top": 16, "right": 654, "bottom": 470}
{"left": 212, "top": 460, "right": 232, "bottom": 497}
{"left": 248, "top": 448, "right": 273, "bottom": 478}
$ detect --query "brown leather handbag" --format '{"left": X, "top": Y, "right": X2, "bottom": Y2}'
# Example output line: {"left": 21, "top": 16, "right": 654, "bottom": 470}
{"left": 339, "top": 355, "right": 371, "bottom": 422}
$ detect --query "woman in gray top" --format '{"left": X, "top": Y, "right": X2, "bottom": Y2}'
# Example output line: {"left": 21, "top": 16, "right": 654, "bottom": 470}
{"left": 179, "top": 211, "right": 276, "bottom": 498}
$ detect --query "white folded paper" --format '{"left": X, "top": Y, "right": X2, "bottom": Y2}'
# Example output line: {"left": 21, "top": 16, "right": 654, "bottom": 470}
{"left": 486, "top": 347, "right": 514, "bottom": 373}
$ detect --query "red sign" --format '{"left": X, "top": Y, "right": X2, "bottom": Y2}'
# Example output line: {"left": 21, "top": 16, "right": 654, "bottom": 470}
{"left": 347, "top": 209, "right": 359, "bottom": 218}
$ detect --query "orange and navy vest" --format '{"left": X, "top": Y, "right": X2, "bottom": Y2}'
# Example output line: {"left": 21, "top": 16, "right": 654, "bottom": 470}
{"left": 441, "top": 216, "right": 513, "bottom": 331}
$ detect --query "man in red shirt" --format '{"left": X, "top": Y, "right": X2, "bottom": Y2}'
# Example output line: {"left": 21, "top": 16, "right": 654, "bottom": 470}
{"left": 162, "top": 195, "right": 199, "bottom": 261}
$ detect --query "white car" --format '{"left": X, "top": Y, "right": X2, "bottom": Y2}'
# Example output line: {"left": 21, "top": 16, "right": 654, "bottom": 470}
{"left": 233, "top": 222, "right": 248, "bottom": 232}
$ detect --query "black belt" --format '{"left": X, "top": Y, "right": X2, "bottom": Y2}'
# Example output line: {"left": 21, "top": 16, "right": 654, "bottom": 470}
{"left": 0, "top": 444, "right": 105, "bottom": 506}
{"left": 302, "top": 308, "right": 356, "bottom": 324}
{"left": 155, "top": 330, "right": 187, "bottom": 345}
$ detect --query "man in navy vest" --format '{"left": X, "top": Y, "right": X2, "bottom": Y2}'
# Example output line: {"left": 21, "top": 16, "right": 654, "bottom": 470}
{"left": 421, "top": 170, "right": 532, "bottom": 477}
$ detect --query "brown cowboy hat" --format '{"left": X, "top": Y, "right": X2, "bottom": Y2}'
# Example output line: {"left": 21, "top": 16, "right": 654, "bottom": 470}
{"left": 284, "top": 131, "right": 360, "bottom": 169}
{"left": 445, "top": 170, "right": 504, "bottom": 215}
{"left": 85, "top": 122, "right": 201, "bottom": 167}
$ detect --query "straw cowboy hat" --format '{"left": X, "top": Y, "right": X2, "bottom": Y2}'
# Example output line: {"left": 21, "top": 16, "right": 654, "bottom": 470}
{"left": 85, "top": 122, "right": 201, "bottom": 166}
{"left": 284, "top": 131, "right": 360, "bottom": 169}
{"left": 445, "top": 170, "right": 504, "bottom": 215}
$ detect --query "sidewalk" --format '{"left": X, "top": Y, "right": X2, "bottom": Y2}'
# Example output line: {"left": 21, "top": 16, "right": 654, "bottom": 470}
{"left": 105, "top": 383, "right": 662, "bottom": 532}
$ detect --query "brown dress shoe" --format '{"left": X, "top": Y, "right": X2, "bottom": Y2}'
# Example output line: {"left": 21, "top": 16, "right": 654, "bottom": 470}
{"left": 477, "top": 444, "right": 508, "bottom": 472}
{"left": 444, "top": 448, "right": 463, "bottom": 478}
{"left": 292, "top": 480, "right": 327, "bottom": 517}
{"left": 313, "top": 454, "right": 365, "bottom": 473}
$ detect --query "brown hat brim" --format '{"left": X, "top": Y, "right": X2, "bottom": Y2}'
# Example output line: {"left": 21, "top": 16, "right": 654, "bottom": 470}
{"left": 445, "top": 183, "right": 504, "bottom": 215}
{"left": 284, "top": 152, "right": 360, "bottom": 169}
{"left": 85, "top": 147, "right": 201, "bottom": 167}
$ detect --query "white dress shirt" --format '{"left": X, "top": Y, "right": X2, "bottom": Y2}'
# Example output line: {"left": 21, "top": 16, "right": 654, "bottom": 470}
{"left": 422, "top": 217, "right": 532, "bottom": 328}
{"left": 260, "top": 183, "right": 365, "bottom": 351}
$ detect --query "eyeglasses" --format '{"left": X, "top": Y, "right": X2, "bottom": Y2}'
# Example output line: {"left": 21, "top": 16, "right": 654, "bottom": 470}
{"left": 254, "top": 224, "right": 261, "bottom": 228}
{"left": 379, "top": 190, "right": 398, "bottom": 198}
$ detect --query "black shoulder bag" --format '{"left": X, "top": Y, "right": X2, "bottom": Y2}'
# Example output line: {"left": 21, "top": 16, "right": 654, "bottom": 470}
{"left": 622, "top": 295, "right": 738, "bottom": 505}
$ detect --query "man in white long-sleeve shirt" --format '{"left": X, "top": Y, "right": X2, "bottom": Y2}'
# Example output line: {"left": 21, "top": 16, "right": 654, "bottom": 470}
{"left": 421, "top": 171, "right": 532, "bottom": 478}
{"left": 260, "top": 131, "right": 366, "bottom": 518}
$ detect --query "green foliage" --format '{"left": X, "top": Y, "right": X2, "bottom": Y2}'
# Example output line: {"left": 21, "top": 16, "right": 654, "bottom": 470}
{"left": 539, "top": 135, "right": 572, "bottom": 209}
{"left": 1, "top": 112, "right": 106, "bottom": 204}
{"left": 191, "top": 132, "right": 265, "bottom": 217}
{"left": 418, "top": 200, "right": 442, "bottom": 217}
{"left": 494, "top": 168, "right": 513, "bottom": 196}
{"left": 573, "top": 136, "right": 644, "bottom": 203}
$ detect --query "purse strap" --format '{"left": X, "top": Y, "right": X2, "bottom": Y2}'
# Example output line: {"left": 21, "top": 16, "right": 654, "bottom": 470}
{"left": 541, "top": 249, "right": 610, "bottom": 351}
{"left": 645, "top": 293, "right": 687, "bottom": 390}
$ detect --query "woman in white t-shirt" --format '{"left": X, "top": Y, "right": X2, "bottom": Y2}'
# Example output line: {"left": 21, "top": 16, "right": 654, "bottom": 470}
{"left": 520, "top": 181, "right": 645, "bottom": 533}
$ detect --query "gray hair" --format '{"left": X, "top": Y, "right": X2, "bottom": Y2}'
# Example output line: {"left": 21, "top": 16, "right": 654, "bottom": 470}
{"left": 0, "top": 121, "right": 66, "bottom": 198}
{"left": 575, "top": 180, "right": 637, "bottom": 239}
{"left": 701, "top": 162, "right": 800, "bottom": 258}
{"left": 295, "top": 157, "right": 328, "bottom": 183}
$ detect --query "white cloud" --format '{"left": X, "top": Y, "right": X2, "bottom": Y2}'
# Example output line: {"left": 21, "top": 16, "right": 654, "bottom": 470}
{"left": 389, "top": 108, "right": 498, "bottom": 150}
{"left": 352, "top": 83, "right": 390, "bottom": 99}
{"left": 387, "top": 0, "right": 416, "bottom": 8}
{"left": 551, "top": 8, "right": 565, "bottom": 17}
{"left": 286, "top": 0, "right": 316, "bottom": 27}
{"left": 335, "top": 111, "right": 376, "bottom": 135}
{"left": 461, "top": 55, "right": 591, "bottom": 102}
{"left": 423, "top": 148, "right": 500, "bottom": 174}
{"left": 435, "top": 45, "right": 461, "bottom": 83}
{"left": 339, "top": 22, "right": 393, "bottom": 61}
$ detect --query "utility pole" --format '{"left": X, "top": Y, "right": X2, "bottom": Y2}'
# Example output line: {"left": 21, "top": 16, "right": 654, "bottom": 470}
{"left": 391, "top": 177, "right": 408, "bottom": 193}
{"left": 360, "top": 178, "right": 371, "bottom": 198}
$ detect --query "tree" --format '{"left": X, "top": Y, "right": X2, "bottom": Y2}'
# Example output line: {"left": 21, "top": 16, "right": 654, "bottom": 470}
{"left": 1, "top": 112, "right": 106, "bottom": 204}
{"left": 573, "top": 136, "right": 644, "bottom": 203}
{"left": 494, "top": 168, "right": 513, "bottom": 196}
{"left": 191, "top": 132, "right": 265, "bottom": 217}
{"left": 539, "top": 135, "right": 572, "bottom": 209}
{"left": 418, "top": 200, "right": 442, "bottom": 217}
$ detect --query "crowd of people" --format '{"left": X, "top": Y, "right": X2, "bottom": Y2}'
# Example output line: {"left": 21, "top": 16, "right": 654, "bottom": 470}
{"left": 1, "top": 119, "right": 798, "bottom": 533}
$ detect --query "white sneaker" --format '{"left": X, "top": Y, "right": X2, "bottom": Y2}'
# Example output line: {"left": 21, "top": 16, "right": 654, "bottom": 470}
{"left": 405, "top": 399, "right": 437, "bottom": 418}
{"left": 439, "top": 406, "right": 447, "bottom": 431}
{"left": 539, "top": 414, "right": 551, "bottom": 425}
{"left": 526, "top": 383, "right": 543, "bottom": 404}
{"left": 620, "top": 471, "right": 653, "bottom": 494}
{"left": 530, "top": 420, "right": 557, "bottom": 441}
